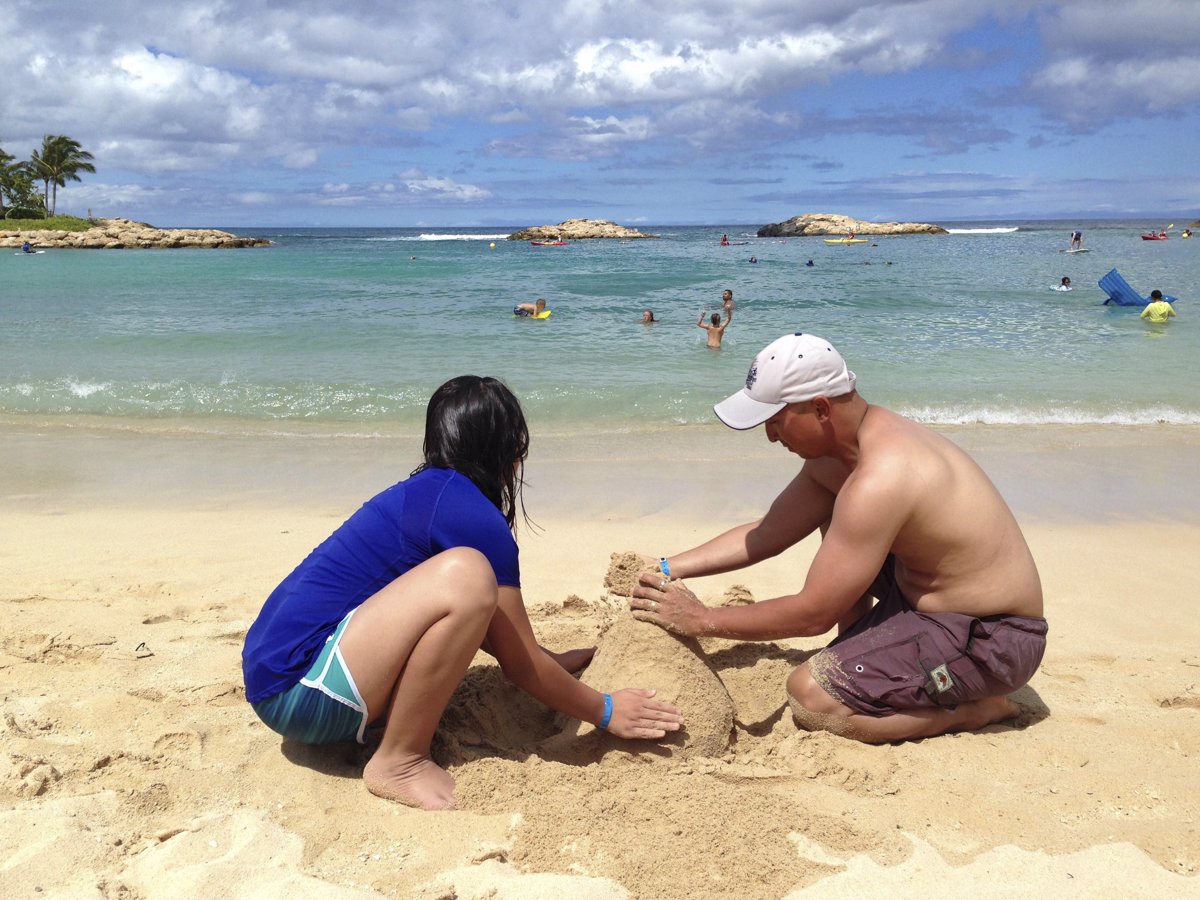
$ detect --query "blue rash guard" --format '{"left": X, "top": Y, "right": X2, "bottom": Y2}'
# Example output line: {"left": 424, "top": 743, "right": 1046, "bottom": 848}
{"left": 242, "top": 467, "right": 520, "bottom": 704}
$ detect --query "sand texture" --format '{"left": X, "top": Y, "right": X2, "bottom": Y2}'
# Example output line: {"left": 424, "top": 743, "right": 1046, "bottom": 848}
{"left": 3, "top": 423, "right": 1200, "bottom": 897}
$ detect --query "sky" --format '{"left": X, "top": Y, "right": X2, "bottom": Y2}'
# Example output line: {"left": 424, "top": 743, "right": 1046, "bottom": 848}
{"left": 1, "top": 0, "right": 1197, "bottom": 227}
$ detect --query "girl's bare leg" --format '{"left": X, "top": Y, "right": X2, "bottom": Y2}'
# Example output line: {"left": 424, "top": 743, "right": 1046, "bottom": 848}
{"left": 337, "top": 547, "right": 498, "bottom": 809}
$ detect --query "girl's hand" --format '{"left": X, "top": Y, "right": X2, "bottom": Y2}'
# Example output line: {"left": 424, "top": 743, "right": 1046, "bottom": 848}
{"left": 603, "top": 688, "right": 683, "bottom": 739}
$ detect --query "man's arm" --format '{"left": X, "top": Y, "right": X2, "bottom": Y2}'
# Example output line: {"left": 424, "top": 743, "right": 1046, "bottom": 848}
{"left": 635, "top": 465, "right": 906, "bottom": 640}
{"left": 664, "top": 466, "right": 836, "bottom": 580}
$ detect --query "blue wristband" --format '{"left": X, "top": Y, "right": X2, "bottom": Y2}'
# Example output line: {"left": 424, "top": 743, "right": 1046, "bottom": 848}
{"left": 659, "top": 557, "right": 671, "bottom": 578}
{"left": 598, "top": 693, "right": 613, "bottom": 730}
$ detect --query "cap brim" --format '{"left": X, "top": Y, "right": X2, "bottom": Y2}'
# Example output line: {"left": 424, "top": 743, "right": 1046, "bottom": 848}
{"left": 713, "top": 390, "right": 786, "bottom": 430}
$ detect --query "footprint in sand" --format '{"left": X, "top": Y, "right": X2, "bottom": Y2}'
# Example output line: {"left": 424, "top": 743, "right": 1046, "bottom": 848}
{"left": 784, "top": 730, "right": 900, "bottom": 796}
{"left": 3, "top": 632, "right": 112, "bottom": 664}
{"left": 1159, "top": 694, "right": 1200, "bottom": 710}
{"left": 153, "top": 731, "right": 203, "bottom": 758}
{"left": 7, "top": 756, "right": 63, "bottom": 797}
{"left": 191, "top": 682, "right": 245, "bottom": 706}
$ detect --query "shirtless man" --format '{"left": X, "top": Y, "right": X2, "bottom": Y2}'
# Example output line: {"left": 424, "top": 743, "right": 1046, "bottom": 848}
{"left": 698, "top": 310, "right": 731, "bottom": 349}
{"left": 631, "top": 332, "right": 1046, "bottom": 743}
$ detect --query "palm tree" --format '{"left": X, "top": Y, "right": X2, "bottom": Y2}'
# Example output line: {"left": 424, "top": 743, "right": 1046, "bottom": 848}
{"left": 0, "top": 144, "right": 13, "bottom": 216}
{"left": 30, "top": 134, "right": 96, "bottom": 216}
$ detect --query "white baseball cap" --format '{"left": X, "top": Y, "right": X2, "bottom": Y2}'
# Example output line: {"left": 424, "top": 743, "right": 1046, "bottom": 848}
{"left": 713, "top": 332, "right": 857, "bottom": 430}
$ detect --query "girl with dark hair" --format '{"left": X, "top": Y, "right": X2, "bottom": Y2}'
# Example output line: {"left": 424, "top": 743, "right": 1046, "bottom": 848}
{"left": 243, "top": 376, "right": 682, "bottom": 810}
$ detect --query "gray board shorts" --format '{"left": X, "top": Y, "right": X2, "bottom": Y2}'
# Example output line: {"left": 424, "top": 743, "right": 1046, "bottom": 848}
{"left": 809, "top": 556, "right": 1048, "bottom": 716}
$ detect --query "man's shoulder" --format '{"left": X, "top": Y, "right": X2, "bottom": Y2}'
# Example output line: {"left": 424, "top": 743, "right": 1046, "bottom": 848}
{"left": 858, "top": 408, "right": 953, "bottom": 478}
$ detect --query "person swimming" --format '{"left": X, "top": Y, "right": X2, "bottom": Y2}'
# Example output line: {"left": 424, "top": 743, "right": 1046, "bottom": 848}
{"left": 514, "top": 298, "right": 548, "bottom": 317}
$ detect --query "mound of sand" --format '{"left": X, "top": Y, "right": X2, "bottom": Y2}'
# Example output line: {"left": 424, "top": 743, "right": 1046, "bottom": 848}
{"left": 603, "top": 550, "right": 652, "bottom": 596}
{"left": 548, "top": 613, "right": 734, "bottom": 760}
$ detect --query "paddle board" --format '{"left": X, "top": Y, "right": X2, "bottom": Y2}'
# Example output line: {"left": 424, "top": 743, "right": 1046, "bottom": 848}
{"left": 14, "top": 250, "right": 46, "bottom": 254}
{"left": 824, "top": 239, "right": 868, "bottom": 245}
{"left": 514, "top": 310, "right": 552, "bottom": 319}
{"left": 1063, "top": 248, "right": 1091, "bottom": 253}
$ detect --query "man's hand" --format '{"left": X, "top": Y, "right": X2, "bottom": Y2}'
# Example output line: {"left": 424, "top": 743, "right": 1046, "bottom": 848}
{"left": 629, "top": 572, "right": 713, "bottom": 638}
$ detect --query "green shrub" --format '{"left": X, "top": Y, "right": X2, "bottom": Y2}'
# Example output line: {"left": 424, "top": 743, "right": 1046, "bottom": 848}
{"left": 0, "top": 214, "right": 92, "bottom": 232}
{"left": 5, "top": 207, "right": 46, "bottom": 220}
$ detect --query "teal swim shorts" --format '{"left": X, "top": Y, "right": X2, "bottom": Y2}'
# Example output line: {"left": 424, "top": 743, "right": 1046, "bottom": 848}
{"left": 251, "top": 609, "right": 369, "bottom": 744}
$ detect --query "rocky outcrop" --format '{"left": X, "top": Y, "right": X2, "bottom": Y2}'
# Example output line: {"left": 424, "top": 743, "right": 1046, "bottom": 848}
{"left": 757, "top": 213, "right": 947, "bottom": 237}
{"left": 507, "top": 218, "right": 656, "bottom": 241}
{"left": 0, "top": 218, "right": 271, "bottom": 249}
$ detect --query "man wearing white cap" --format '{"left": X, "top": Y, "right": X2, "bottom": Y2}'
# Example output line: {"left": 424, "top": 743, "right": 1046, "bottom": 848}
{"left": 630, "top": 332, "right": 1046, "bottom": 743}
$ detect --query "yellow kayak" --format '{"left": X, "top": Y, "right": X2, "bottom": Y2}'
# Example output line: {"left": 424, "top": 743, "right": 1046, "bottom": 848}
{"left": 824, "top": 238, "right": 868, "bottom": 244}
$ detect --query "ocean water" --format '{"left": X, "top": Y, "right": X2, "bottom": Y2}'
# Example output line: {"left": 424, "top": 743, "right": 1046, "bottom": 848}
{"left": 2, "top": 219, "right": 1197, "bottom": 434}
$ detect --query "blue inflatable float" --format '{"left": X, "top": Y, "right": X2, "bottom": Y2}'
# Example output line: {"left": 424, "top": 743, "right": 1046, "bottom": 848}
{"left": 1099, "top": 268, "right": 1178, "bottom": 306}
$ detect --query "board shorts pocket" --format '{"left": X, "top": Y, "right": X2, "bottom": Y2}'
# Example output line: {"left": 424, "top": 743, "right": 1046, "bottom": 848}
{"left": 817, "top": 635, "right": 935, "bottom": 716}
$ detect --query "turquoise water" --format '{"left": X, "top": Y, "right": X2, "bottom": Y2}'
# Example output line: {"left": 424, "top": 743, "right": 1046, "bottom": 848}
{"left": 2, "top": 220, "right": 1197, "bottom": 433}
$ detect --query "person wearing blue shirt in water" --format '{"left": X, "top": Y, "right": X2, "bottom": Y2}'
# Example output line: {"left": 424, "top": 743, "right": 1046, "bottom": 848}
{"left": 242, "top": 376, "right": 683, "bottom": 810}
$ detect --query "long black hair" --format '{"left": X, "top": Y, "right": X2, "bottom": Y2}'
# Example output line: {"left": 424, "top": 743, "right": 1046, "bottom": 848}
{"left": 413, "top": 375, "right": 530, "bottom": 529}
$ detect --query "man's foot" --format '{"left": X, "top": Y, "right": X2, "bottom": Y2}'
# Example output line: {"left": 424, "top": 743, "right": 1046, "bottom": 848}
{"left": 363, "top": 751, "right": 456, "bottom": 810}
{"left": 973, "top": 694, "right": 1022, "bottom": 728}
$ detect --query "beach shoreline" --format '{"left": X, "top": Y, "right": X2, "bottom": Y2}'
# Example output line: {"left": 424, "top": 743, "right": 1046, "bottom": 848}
{"left": 3, "top": 419, "right": 1199, "bottom": 897}
{"left": 5, "top": 416, "right": 1200, "bottom": 521}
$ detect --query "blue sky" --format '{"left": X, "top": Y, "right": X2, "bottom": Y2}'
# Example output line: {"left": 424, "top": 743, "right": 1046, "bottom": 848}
{"left": 2, "top": 0, "right": 1197, "bottom": 227}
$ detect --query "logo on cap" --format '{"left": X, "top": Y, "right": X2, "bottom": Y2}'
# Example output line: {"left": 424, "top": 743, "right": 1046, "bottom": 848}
{"left": 745, "top": 364, "right": 758, "bottom": 390}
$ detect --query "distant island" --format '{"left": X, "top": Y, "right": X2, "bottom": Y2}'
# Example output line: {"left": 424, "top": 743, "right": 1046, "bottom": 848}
{"left": 1, "top": 218, "right": 270, "bottom": 249}
{"left": 507, "top": 218, "right": 656, "bottom": 241}
{"left": 757, "top": 213, "right": 947, "bottom": 237}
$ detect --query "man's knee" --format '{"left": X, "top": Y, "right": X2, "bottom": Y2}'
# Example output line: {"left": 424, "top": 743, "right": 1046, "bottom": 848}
{"left": 786, "top": 661, "right": 848, "bottom": 728}
{"left": 788, "top": 659, "right": 869, "bottom": 738}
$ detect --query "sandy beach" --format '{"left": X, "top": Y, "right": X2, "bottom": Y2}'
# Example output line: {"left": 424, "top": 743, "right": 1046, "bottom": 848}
{"left": 2, "top": 419, "right": 1199, "bottom": 898}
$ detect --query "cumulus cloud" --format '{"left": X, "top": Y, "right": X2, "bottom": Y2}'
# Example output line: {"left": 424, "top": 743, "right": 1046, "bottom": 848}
{"left": 0, "top": 1, "right": 1194, "bottom": 221}
{"left": 399, "top": 174, "right": 491, "bottom": 201}
{"left": 1025, "top": 0, "right": 1200, "bottom": 127}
